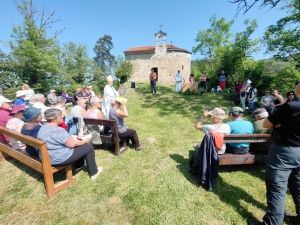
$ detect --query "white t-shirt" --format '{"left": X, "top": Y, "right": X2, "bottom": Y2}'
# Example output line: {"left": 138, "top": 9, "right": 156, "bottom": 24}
{"left": 202, "top": 124, "right": 231, "bottom": 154}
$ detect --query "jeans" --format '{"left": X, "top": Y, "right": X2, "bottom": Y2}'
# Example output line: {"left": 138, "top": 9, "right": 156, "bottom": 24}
{"left": 226, "top": 143, "right": 249, "bottom": 154}
{"left": 262, "top": 143, "right": 300, "bottom": 225}
{"left": 240, "top": 95, "right": 247, "bottom": 111}
{"left": 54, "top": 143, "right": 98, "bottom": 176}
{"left": 150, "top": 80, "right": 156, "bottom": 93}
{"left": 249, "top": 102, "right": 256, "bottom": 111}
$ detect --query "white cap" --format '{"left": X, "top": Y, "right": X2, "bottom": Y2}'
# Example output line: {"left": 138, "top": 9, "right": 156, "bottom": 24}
{"left": 16, "top": 90, "right": 26, "bottom": 97}
{"left": 50, "top": 90, "right": 56, "bottom": 92}
{"left": 0, "top": 97, "right": 12, "bottom": 107}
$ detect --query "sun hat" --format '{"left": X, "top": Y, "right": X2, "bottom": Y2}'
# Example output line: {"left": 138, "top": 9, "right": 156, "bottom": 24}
{"left": 229, "top": 107, "right": 243, "bottom": 116}
{"left": 23, "top": 107, "right": 41, "bottom": 122}
{"left": 251, "top": 108, "right": 267, "bottom": 117}
{"left": 16, "top": 90, "right": 26, "bottom": 97}
{"left": 50, "top": 90, "right": 56, "bottom": 92}
{"left": 11, "top": 104, "right": 26, "bottom": 114}
{"left": 115, "top": 97, "right": 127, "bottom": 104}
{"left": 208, "top": 107, "right": 226, "bottom": 120}
{"left": 0, "top": 97, "right": 13, "bottom": 107}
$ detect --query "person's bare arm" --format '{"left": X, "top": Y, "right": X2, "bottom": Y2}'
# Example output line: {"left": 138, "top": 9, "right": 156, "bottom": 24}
{"left": 263, "top": 118, "right": 274, "bottom": 128}
{"left": 116, "top": 101, "right": 128, "bottom": 118}
{"left": 65, "top": 136, "right": 90, "bottom": 148}
{"left": 195, "top": 111, "right": 209, "bottom": 131}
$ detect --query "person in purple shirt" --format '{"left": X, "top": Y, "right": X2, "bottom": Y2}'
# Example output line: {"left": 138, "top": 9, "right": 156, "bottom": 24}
{"left": 61, "top": 89, "right": 74, "bottom": 105}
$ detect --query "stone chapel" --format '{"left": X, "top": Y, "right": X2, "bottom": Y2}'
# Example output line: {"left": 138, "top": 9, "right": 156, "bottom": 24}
{"left": 124, "top": 30, "right": 191, "bottom": 84}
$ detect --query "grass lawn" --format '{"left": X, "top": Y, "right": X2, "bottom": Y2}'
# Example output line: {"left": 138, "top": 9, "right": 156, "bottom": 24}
{"left": 0, "top": 82, "right": 295, "bottom": 224}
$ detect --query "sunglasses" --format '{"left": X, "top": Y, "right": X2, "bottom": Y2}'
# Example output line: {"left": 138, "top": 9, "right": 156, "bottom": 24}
{"left": 288, "top": 94, "right": 295, "bottom": 96}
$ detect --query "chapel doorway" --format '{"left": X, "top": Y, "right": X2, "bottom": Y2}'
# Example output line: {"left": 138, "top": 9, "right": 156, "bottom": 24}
{"left": 152, "top": 67, "right": 158, "bottom": 81}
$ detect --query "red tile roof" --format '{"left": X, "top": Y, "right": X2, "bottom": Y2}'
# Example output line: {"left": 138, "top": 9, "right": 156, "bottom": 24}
{"left": 124, "top": 44, "right": 190, "bottom": 54}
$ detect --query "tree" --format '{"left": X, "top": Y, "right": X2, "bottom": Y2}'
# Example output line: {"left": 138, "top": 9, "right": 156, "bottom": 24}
{"left": 0, "top": 50, "right": 21, "bottom": 89}
{"left": 193, "top": 15, "right": 234, "bottom": 71}
{"left": 263, "top": 0, "right": 300, "bottom": 68}
{"left": 229, "top": 0, "right": 281, "bottom": 14}
{"left": 8, "top": 0, "right": 64, "bottom": 93}
{"left": 59, "top": 42, "right": 94, "bottom": 85}
{"left": 114, "top": 55, "right": 133, "bottom": 83}
{"left": 93, "top": 35, "right": 116, "bottom": 76}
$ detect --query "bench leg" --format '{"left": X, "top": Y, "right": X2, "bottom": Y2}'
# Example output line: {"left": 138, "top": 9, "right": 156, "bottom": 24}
{"left": 44, "top": 171, "right": 55, "bottom": 199}
{"left": 0, "top": 149, "right": 6, "bottom": 162}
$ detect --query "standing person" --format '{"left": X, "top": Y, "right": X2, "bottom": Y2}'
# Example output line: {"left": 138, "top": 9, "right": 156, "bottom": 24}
{"left": 149, "top": 68, "right": 157, "bottom": 94}
{"left": 73, "top": 88, "right": 82, "bottom": 104}
{"left": 261, "top": 90, "right": 274, "bottom": 115}
{"left": 87, "top": 86, "right": 96, "bottom": 97}
{"left": 247, "top": 83, "right": 258, "bottom": 113}
{"left": 272, "top": 89, "right": 285, "bottom": 113}
{"left": 14, "top": 90, "right": 27, "bottom": 106}
{"left": 189, "top": 74, "right": 195, "bottom": 82}
{"left": 234, "top": 81, "right": 242, "bottom": 105}
{"left": 217, "top": 69, "right": 229, "bottom": 92}
{"left": 247, "top": 84, "right": 300, "bottom": 225}
{"left": 109, "top": 97, "right": 143, "bottom": 151}
{"left": 200, "top": 71, "right": 207, "bottom": 91}
{"left": 240, "top": 81, "right": 249, "bottom": 111}
{"left": 175, "top": 70, "right": 183, "bottom": 93}
{"left": 22, "top": 84, "right": 35, "bottom": 105}
{"left": 37, "top": 108, "right": 102, "bottom": 179}
{"left": 102, "top": 75, "right": 119, "bottom": 119}
{"left": 0, "top": 97, "right": 13, "bottom": 145}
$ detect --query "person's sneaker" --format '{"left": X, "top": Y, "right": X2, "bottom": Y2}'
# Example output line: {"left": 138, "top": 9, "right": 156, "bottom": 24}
{"left": 136, "top": 143, "right": 144, "bottom": 151}
{"left": 90, "top": 167, "right": 103, "bottom": 180}
{"left": 74, "top": 162, "right": 87, "bottom": 173}
{"left": 284, "top": 210, "right": 299, "bottom": 224}
{"left": 247, "top": 218, "right": 263, "bottom": 225}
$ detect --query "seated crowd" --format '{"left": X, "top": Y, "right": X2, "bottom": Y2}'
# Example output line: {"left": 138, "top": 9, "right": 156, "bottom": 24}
{"left": 0, "top": 84, "right": 112, "bottom": 179}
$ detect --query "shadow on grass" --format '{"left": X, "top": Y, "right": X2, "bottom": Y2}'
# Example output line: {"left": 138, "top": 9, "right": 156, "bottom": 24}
{"left": 170, "top": 152, "right": 267, "bottom": 219}
{"left": 134, "top": 82, "right": 235, "bottom": 120}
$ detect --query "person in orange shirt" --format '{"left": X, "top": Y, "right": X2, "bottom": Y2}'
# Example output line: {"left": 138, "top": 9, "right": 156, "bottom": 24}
{"left": 149, "top": 69, "right": 157, "bottom": 94}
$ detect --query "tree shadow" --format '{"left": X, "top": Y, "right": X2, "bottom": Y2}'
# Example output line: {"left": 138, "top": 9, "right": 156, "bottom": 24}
{"left": 170, "top": 152, "right": 267, "bottom": 219}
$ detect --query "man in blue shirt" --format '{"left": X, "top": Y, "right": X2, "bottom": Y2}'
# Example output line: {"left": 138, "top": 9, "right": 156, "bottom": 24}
{"left": 14, "top": 90, "right": 26, "bottom": 106}
{"left": 226, "top": 106, "right": 254, "bottom": 154}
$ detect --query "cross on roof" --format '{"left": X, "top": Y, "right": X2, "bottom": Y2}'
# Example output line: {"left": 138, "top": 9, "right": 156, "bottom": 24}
{"left": 159, "top": 23, "right": 163, "bottom": 31}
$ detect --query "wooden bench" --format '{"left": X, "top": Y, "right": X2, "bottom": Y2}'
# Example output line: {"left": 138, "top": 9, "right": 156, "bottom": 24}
{"left": 0, "top": 126, "right": 76, "bottom": 199}
{"left": 73, "top": 117, "right": 128, "bottom": 156}
{"left": 219, "top": 134, "right": 272, "bottom": 165}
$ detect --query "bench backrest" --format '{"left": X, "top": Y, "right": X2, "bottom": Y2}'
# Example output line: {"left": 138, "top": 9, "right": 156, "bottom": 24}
{"left": 223, "top": 134, "right": 272, "bottom": 143}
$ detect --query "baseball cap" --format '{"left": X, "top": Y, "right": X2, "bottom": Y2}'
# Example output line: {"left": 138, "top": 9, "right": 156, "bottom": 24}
{"left": 251, "top": 108, "right": 267, "bottom": 117}
{"left": 229, "top": 107, "right": 243, "bottom": 116}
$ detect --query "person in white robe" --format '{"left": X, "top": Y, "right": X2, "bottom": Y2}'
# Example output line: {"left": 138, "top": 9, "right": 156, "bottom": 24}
{"left": 175, "top": 70, "right": 183, "bottom": 93}
{"left": 102, "top": 75, "right": 119, "bottom": 119}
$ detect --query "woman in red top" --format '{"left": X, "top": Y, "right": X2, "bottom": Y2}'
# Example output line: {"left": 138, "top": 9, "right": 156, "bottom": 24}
{"left": 234, "top": 81, "right": 242, "bottom": 104}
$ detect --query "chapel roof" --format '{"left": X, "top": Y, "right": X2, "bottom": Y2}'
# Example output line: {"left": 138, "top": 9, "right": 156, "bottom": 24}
{"left": 124, "top": 44, "right": 191, "bottom": 54}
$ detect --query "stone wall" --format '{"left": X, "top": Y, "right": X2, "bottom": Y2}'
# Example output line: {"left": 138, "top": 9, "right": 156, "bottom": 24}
{"left": 126, "top": 51, "right": 191, "bottom": 85}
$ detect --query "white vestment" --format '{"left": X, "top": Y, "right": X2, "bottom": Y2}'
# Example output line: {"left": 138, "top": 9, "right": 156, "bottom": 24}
{"left": 102, "top": 85, "right": 119, "bottom": 119}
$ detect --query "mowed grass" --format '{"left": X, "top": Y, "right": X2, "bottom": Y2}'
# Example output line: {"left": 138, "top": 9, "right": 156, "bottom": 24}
{"left": 0, "top": 82, "right": 295, "bottom": 225}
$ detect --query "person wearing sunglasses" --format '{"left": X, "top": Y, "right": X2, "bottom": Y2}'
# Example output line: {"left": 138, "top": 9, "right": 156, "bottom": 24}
{"left": 286, "top": 91, "right": 298, "bottom": 102}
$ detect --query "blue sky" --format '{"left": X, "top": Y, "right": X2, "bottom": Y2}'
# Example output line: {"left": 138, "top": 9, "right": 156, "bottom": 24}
{"left": 0, "top": 0, "right": 288, "bottom": 61}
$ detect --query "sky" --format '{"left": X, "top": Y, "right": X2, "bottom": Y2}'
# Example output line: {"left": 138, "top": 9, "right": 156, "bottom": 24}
{"left": 0, "top": 0, "right": 289, "bottom": 61}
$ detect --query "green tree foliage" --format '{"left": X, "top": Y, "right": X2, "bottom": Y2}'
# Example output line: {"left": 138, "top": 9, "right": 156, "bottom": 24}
{"left": 8, "top": 0, "right": 63, "bottom": 93}
{"left": 59, "top": 42, "right": 94, "bottom": 85}
{"left": 93, "top": 35, "right": 116, "bottom": 76}
{"left": 0, "top": 50, "right": 21, "bottom": 89}
{"left": 263, "top": 0, "right": 300, "bottom": 68}
{"left": 271, "top": 64, "right": 300, "bottom": 93}
{"left": 114, "top": 55, "right": 133, "bottom": 83}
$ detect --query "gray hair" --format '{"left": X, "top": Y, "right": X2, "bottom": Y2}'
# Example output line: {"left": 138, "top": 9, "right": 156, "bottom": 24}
{"left": 77, "top": 98, "right": 86, "bottom": 104}
{"left": 110, "top": 97, "right": 117, "bottom": 106}
{"left": 44, "top": 108, "right": 62, "bottom": 121}
{"left": 57, "top": 96, "right": 66, "bottom": 104}
{"left": 90, "top": 96, "right": 101, "bottom": 105}
{"left": 33, "top": 93, "right": 45, "bottom": 102}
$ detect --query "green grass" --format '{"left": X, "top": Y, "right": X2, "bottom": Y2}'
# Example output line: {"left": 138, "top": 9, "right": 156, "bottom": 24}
{"left": 0, "top": 83, "right": 295, "bottom": 224}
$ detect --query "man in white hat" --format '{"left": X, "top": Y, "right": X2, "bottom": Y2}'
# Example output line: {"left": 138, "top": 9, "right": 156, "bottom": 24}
{"left": 102, "top": 75, "right": 119, "bottom": 119}
{"left": 47, "top": 90, "right": 57, "bottom": 105}
{"left": 0, "top": 97, "right": 13, "bottom": 145}
{"left": 14, "top": 90, "right": 26, "bottom": 106}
